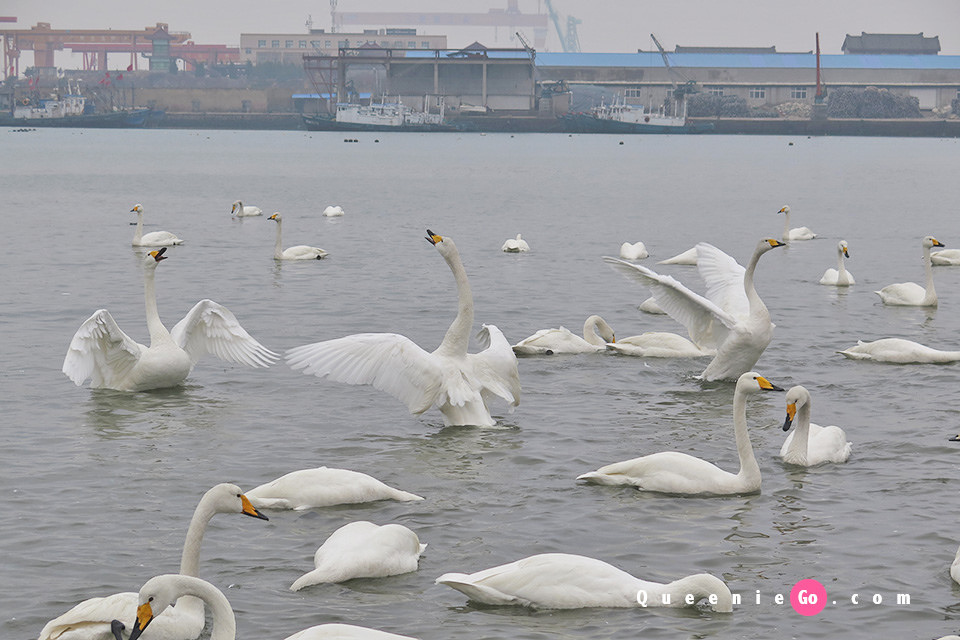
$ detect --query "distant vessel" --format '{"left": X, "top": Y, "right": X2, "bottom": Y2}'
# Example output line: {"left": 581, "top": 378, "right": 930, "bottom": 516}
{"left": 302, "top": 97, "right": 458, "bottom": 132}
{"left": 563, "top": 95, "right": 713, "bottom": 134}
{"left": 1, "top": 82, "right": 152, "bottom": 128}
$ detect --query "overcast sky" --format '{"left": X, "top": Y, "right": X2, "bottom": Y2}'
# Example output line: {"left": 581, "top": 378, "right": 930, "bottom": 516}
{"left": 4, "top": 0, "right": 960, "bottom": 64}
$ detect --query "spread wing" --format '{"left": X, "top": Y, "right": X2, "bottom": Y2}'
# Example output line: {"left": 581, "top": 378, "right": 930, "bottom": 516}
{"left": 62, "top": 309, "right": 142, "bottom": 388}
{"left": 695, "top": 242, "right": 749, "bottom": 320}
{"left": 604, "top": 257, "right": 737, "bottom": 350}
{"left": 170, "top": 299, "right": 277, "bottom": 367}
{"left": 469, "top": 324, "right": 521, "bottom": 407}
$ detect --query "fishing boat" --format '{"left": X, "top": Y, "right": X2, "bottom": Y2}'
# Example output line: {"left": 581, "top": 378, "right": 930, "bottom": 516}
{"left": 1, "top": 82, "right": 151, "bottom": 128}
{"left": 562, "top": 95, "right": 713, "bottom": 134}
{"left": 302, "top": 97, "right": 459, "bottom": 132}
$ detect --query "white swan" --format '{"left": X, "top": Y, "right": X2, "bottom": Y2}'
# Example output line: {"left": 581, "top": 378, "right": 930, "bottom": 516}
{"left": 777, "top": 205, "right": 816, "bottom": 241}
{"left": 658, "top": 247, "right": 698, "bottom": 265}
{"left": 837, "top": 338, "right": 960, "bottom": 364}
{"left": 127, "top": 575, "right": 418, "bottom": 640}
{"left": 780, "top": 386, "right": 852, "bottom": 466}
{"left": 39, "top": 484, "right": 267, "bottom": 640}
{"left": 931, "top": 249, "right": 960, "bottom": 266}
{"left": 245, "top": 467, "right": 423, "bottom": 510}
{"left": 436, "top": 553, "right": 731, "bottom": 611}
{"left": 286, "top": 230, "right": 520, "bottom": 427}
{"left": 577, "top": 372, "right": 782, "bottom": 495}
{"left": 268, "top": 213, "right": 328, "bottom": 260}
{"left": 605, "top": 239, "right": 786, "bottom": 381}
{"left": 638, "top": 296, "right": 666, "bottom": 314}
{"left": 130, "top": 204, "right": 183, "bottom": 247}
{"left": 819, "top": 240, "right": 855, "bottom": 286}
{"left": 619, "top": 241, "right": 648, "bottom": 260}
{"left": 875, "top": 236, "right": 945, "bottom": 306}
{"left": 606, "top": 332, "right": 713, "bottom": 358}
{"left": 322, "top": 205, "right": 345, "bottom": 217}
{"left": 511, "top": 315, "right": 615, "bottom": 355}
{"left": 230, "top": 200, "right": 261, "bottom": 217}
{"left": 290, "top": 521, "right": 426, "bottom": 591}
{"left": 63, "top": 248, "right": 277, "bottom": 391}
{"left": 952, "top": 545, "right": 960, "bottom": 585}
{"left": 501, "top": 234, "right": 530, "bottom": 252}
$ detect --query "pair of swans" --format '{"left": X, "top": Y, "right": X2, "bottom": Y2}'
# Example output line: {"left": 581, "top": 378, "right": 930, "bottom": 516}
{"left": 837, "top": 338, "right": 960, "bottom": 364}
{"left": 322, "top": 205, "right": 345, "bottom": 217}
{"left": 820, "top": 240, "right": 855, "bottom": 286}
{"left": 39, "top": 484, "right": 268, "bottom": 640}
{"left": 780, "top": 386, "right": 852, "bottom": 466}
{"left": 231, "top": 200, "right": 262, "bottom": 217}
{"left": 778, "top": 205, "right": 816, "bottom": 241}
{"left": 578, "top": 372, "right": 781, "bottom": 495}
{"left": 876, "top": 236, "right": 944, "bottom": 306}
{"left": 62, "top": 249, "right": 277, "bottom": 391}
{"left": 605, "top": 238, "right": 786, "bottom": 381}
{"left": 268, "top": 213, "right": 328, "bottom": 260}
{"left": 287, "top": 230, "right": 521, "bottom": 427}
{"left": 501, "top": 234, "right": 530, "bottom": 252}
{"left": 245, "top": 467, "right": 423, "bottom": 510}
{"left": 130, "top": 204, "right": 183, "bottom": 247}
{"left": 619, "top": 241, "right": 648, "bottom": 260}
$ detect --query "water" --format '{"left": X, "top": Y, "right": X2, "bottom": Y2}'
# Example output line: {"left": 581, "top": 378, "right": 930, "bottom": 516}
{"left": 2, "top": 128, "right": 960, "bottom": 640}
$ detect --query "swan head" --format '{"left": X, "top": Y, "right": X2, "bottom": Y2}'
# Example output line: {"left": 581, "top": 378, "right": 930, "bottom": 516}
{"left": 668, "top": 574, "right": 733, "bottom": 613}
{"left": 759, "top": 238, "right": 787, "bottom": 253}
{"left": 838, "top": 240, "right": 849, "bottom": 258}
{"left": 130, "top": 204, "right": 143, "bottom": 214}
{"left": 585, "top": 315, "right": 615, "bottom": 344}
{"left": 145, "top": 248, "right": 168, "bottom": 264}
{"left": 425, "top": 229, "right": 458, "bottom": 258}
{"left": 782, "top": 385, "right": 811, "bottom": 431}
{"left": 737, "top": 371, "right": 784, "bottom": 395}
{"left": 204, "top": 482, "right": 269, "bottom": 520}
{"left": 231, "top": 200, "right": 242, "bottom": 214}
{"left": 268, "top": 212, "right": 281, "bottom": 222}
{"left": 130, "top": 575, "right": 185, "bottom": 640}
{"left": 777, "top": 205, "right": 790, "bottom": 215}
{"left": 923, "top": 235, "right": 945, "bottom": 249}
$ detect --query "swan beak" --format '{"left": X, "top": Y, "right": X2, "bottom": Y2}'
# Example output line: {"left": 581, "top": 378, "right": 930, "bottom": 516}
{"left": 783, "top": 403, "right": 797, "bottom": 431}
{"left": 240, "top": 494, "right": 269, "bottom": 520}
{"left": 767, "top": 239, "right": 786, "bottom": 248}
{"left": 148, "top": 248, "right": 168, "bottom": 262}
{"left": 933, "top": 239, "right": 945, "bottom": 247}
{"left": 949, "top": 434, "right": 960, "bottom": 442}
{"left": 756, "top": 375, "right": 783, "bottom": 392}
{"left": 268, "top": 213, "right": 278, "bottom": 221}
{"left": 843, "top": 247, "right": 850, "bottom": 258}
{"left": 777, "top": 207, "right": 787, "bottom": 214}
{"left": 425, "top": 229, "right": 442, "bottom": 245}
{"left": 129, "top": 602, "right": 154, "bottom": 640}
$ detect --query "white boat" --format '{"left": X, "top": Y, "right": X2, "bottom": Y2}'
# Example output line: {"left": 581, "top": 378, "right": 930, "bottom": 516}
{"left": 303, "top": 97, "right": 457, "bottom": 132}
{"left": 566, "top": 95, "right": 713, "bottom": 134}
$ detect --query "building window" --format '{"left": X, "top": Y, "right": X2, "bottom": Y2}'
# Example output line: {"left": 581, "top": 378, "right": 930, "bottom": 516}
{"left": 394, "top": 40, "right": 403, "bottom": 47}
{"left": 285, "top": 40, "right": 294, "bottom": 48}
{"left": 310, "top": 40, "right": 320, "bottom": 48}
{"left": 326, "top": 40, "right": 332, "bottom": 48}
{"left": 624, "top": 87, "right": 642, "bottom": 98}
{"left": 408, "top": 41, "right": 416, "bottom": 48}
{"left": 245, "top": 48, "right": 252, "bottom": 54}
{"left": 421, "top": 41, "right": 430, "bottom": 48}
{"left": 790, "top": 86, "right": 808, "bottom": 99}
{"left": 338, "top": 40, "right": 348, "bottom": 48}
{"left": 707, "top": 86, "right": 724, "bottom": 96}
{"left": 271, "top": 40, "right": 280, "bottom": 48}
{"left": 299, "top": 40, "right": 307, "bottom": 48}
{"left": 258, "top": 40, "right": 266, "bottom": 47}
{"left": 749, "top": 87, "right": 766, "bottom": 99}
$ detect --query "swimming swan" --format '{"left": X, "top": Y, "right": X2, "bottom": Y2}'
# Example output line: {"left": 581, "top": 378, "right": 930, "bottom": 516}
{"left": 130, "top": 204, "right": 183, "bottom": 247}
{"left": 820, "top": 240, "right": 855, "bottom": 286}
{"left": 952, "top": 545, "right": 960, "bottom": 585}
{"left": 777, "top": 205, "right": 816, "bottom": 241}
{"left": 290, "top": 521, "right": 426, "bottom": 590}
{"left": 875, "top": 236, "right": 945, "bottom": 306}
{"left": 606, "top": 332, "right": 713, "bottom": 358}
{"left": 605, "top": 239, "right": 786, "bottom": 381}
{"left": 501, "top": 234, "right": 530, "bottom": 252}
{"left": 931, "top": 249, "right": 960, "bottom": 266}
{"left": 837, "top": 338, "right": 960, "bottom": 364}
{"left": 286, "top": 230, "right": 520, "bottom": 427}
{"left": 267, "top": 213, "right": 328, "bottom": 260}
{"left": 658, "top": 247, "right": 698, "bottom": 265}
{"left": 511, "top": 315, "right": 615, "bottom": 355}
{"left": 322, "top": 205, "right": 345, "bottom": 217}
{"left": 436, "top": 553, "right": 732, "bottom": 611}
{"left": 39, "top": 484, "right": 267, "bottom": 640}
{"left": 127, "top": 575, "right": 418, "bottom": 640}
{"left": 780, "top": 385, "right": 852, "bottom": 466}
{"left": 63, "top": 249, "right": 277, "bottom": 391}
{"left": 619, "top": 241, "right": 648, "bottom": 260}
{"left": 230, "top": 200, "right": 262, "bottom": 217}
{"left": 577, "top": 372, "right": 782, "bottom": 495}
{"left": 245, "top": 467, "right": 423, "bottom": 510}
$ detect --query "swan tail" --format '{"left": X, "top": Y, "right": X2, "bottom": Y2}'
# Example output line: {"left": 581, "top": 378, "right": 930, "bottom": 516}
{"left": 576, "top": 471, "right": 621, "bottom": 485}
{"left": 435, "top": 573, "right": 519, "bottom": 606}
{"left": 391, "top": 489, "right": 425, "bottom": 502}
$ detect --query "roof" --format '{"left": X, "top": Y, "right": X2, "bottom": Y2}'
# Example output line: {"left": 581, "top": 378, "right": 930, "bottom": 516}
{"left": 842, "top": 32, "right": 940, "bottom": 54}
{"left": 535, "top": 52, "right": 960, "bottom": 70}
{"left": 673, "top": 46, "right": 778, "bottom": 54}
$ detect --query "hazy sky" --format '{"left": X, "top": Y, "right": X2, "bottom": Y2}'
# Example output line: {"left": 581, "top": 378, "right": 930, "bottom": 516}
{"left": 4, "top": 0, "right": 960, "bottom": 65}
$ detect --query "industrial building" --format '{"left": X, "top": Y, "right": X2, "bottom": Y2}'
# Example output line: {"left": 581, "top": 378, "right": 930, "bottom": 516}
{"left": 239, "top": 29, "right": 447, "bottom": 65}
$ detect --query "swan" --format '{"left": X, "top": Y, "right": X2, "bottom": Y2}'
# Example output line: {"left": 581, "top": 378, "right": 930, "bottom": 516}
{"left": 638, "top": 296, "right": 666, "bottom": 314}
{"left": 619, "top": 241, "right": 648, "bottom": 260}
{"left": 511, "top": 315, "right": 615, "bottom": 355}
{"left": 436, "top": 553, "right": 732, "bottom": 611}
{"left": 322, "top": 205, "right": 345, "bottom": 217}
{"left": 577, "top": 372, "right": 782, "bottom": 495}
{"left": 286, "top": 230, "right": 521, "bottom": 427}
{"left": 931, "top": 249, "right": 960, "bottom": 266}
{"left": 605, "top": 239, "right": 786, "bottom": 381}
{"left": 130, "top": 204, "right": 183, "bottom": 247}
{"left": 837, "top": 338, "right": 960, "bottom": 364}
{"left": 819, "top": 240, "right": 855, "bottom": 286}
{"left": 39, "top": 484, "right": 268, "bottom": 640}
{"left": 245, "top": 467, "right": 423, "bottom": 510}
{"left": 126, "top": 575, "right": 418, "bottom": 640}
{"left": 777, "top": 205, "right": 816, "bottom": 241}
{"left": 658, "top": 247, "right": 698, "bottom": 265}
{"left": 952, "top": 545, "right": 960, "bottom": 585}
{"left": 875, "top": 236, "right": 945, "bottom": 306}
{"left": 290, "top": 521, "right": 426, "bottom": 590}
{"left": 501, "top": 234, "right": 530, "bottom": 252}
{"left": 780, "top": 386, "right": 852, "bottom": 466}
{"left": 606, "top": 332, "right": 713, "bottom": 358}
{"left": 63, "top": 248, "right": 277, "bottom": 391}
{"left": 267, "top": 213, "right": 328, "bottom": 260}
{"left": 230, "top": 200, "right": 261, "bottom": 217}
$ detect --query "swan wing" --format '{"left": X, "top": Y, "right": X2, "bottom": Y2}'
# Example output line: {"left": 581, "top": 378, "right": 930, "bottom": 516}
{"left": 695, "top": 242, "right": 749, "bottom": 320}
{"left": 470, "top": 324, "right": 521, "bottom": 406}
{"left": 62, "top": 309, "right": 142, "bottom": 388}
{"left": 283, "top": 624, "right": 419, "bottom": 640}
{"left": 287, "top": 333, "right": 444, "bottom": 414}
{"left": 39, "top": 592, "right": 138, "bottom": 640}
{"left": 171, "top": 299, "right": 277, "bottom": 367}
{"left": 604, "top": 257, "right": 736, "bottom": 350}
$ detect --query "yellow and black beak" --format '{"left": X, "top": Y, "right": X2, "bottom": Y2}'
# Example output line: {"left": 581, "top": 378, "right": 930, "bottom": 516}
{"left": 843, "top": 246, "right": 850, "bottom": 258}
{"left": 128, "top": 601, "right": 154, "bottom": 640}
{"left": 148, "top": 248, "right": 168, "bottom": 262}
{"left": 766, "top": 239, "right": 787, "bottom": 248}
{"left": 949, "top": 434, "right": 959, "bottom": 442}
{"left": 933, "top": 238, "right": 945, "bottom": 248}
{"left": 268, "top": 213, "right": 278, "bottom": 221}
{"left": 241, "top": 494, "right": 269, "bottom": 521}
{"left": 425, "top": 229, "right": 442, "bottom": 245}
{"left": 756, "top": 375, "right": 784, "bottom": 392}
{"left": 783, "top": 403, "right": 797, "bottom": 431}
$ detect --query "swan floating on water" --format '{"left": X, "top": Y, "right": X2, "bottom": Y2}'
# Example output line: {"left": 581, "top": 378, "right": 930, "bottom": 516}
{"left": 952, "top": 545, "right": 960, "bottom": 585}
{"left": 63, "top": 248, "right": 277, "bottom": 391}
{"left": 780, "top": 386, "right": 852, "bottom": 466}
{"left": 577, "top": 372, "right": 782, "bottom": 495}
{"left": 619, "top": 241, "right": 648, "bottom": 260}
{"left": 658, "top": 247, "right": 699, "bottom": 265}
{"left": 436, "top": 553, "right": 732, "bottom": 611}
{"left": 130, "top": 204, "right": 183, "bottom": 247}
{"left": 501, "top": 234, "right": 530, "bottom": 252}
{"left": 820, "top": 240, "right": 855, "bottom": 286}
{"left": 230, "top": 200, "right": 262, "bottom": 217}
{"left": 268, "top": 212, "right": 328, "bottom": 260}
{"left": 322, "top": 205, "right": 345, "bottom": 217}
{"left": 931, "top": 248, "right": 960, "bottom": 266}
{"left": 606, "top": 331, "right": 713, "bottom": 358}
{"left": 245, "top": 467, "right": 423, "bottom": 510}
{"left": 778, "top": 205, "right": 816, "bottom": 241}
{"left": 39, "top": 484, "right": 267, "bottom": 640}
{"left": 605, "top": 239, "right": 785, "bottom": 381}
{"left": 290, "top": 521, "right": 426, "bottom": 590}
{"left": 837, "top": 338, "right": 960, "bottom": 364}
{"left": 511, "top": 315, "right": 615, "bottom": 355}
{"left": 287, "top": 230, "right": 520, "bottom": 427}
{"left": 875, "top": 236, "right": 945, "bottom": 306}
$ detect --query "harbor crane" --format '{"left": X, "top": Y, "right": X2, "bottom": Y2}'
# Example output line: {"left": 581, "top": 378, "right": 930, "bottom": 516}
{"left": 544, "top": 0, "right": 581, "bottom": 52}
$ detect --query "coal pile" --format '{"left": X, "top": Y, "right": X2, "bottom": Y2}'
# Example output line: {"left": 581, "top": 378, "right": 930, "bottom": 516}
{"left": 826, "top": 86, "right": 921, "bottom": 118}
{"left": 687, "top": 94, "right": 750, "bottom": 117}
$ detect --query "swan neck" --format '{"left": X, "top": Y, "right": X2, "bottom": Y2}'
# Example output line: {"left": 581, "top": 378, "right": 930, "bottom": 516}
{"left": 782, "top": 212, "right": 790, "bottom": 239}
{"left": 733, "top": 384, "right": 760, "bottom": 480}
{"left": 786, "top": 401, "right": 812, "bottom": 462}
{"left": 583, "top": 318, "right": 605, "bottom": 346}
{"left": 837, "top": 249, "right": 847, "bottom": 276}
{"left": 743, "top": 248, "right": 767, "bottom": 316}
{"left": 178, "top": 577, "right": 236, "bottom": 640}
{"left": 923, "top": 244, "right": 936, "bottom": 302}
{"left": 437, "top": 247, "right": 473, "bottom": 355}
{"left": 143, "top": 265, "right": 171, "bottom": 344}
{"left": 178, "top": 493, "right": 217, "bottom": 577}
{"left": 273, "top": 219, "right": 283, "bottom": 259}
{"left": 134, "top": 211, "right": 144, "bottom": 242}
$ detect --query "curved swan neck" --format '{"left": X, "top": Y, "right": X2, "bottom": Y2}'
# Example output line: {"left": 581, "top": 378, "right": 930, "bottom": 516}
{"left": 143, "top": 265, "right": 171, "bottom": 344}
{"left": 733, "top": 384, "right": 760, "bottom": 481}
{"left": 437, "top": 243, "right": 473, "bottom": 355}
{"left": 273, "top": 219, "right": 283, "bottom": 259}
{"left": 583, "top": 318, "right": 605, "bottom": 346}
{"left": 168, "top": 576, "right": 236, "bottom": 640}
{"left": 178, "top": 493, "right": 218, "bottom": 577}
{"left": 743, "top": 247, "right": 768, "bottom": 316}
